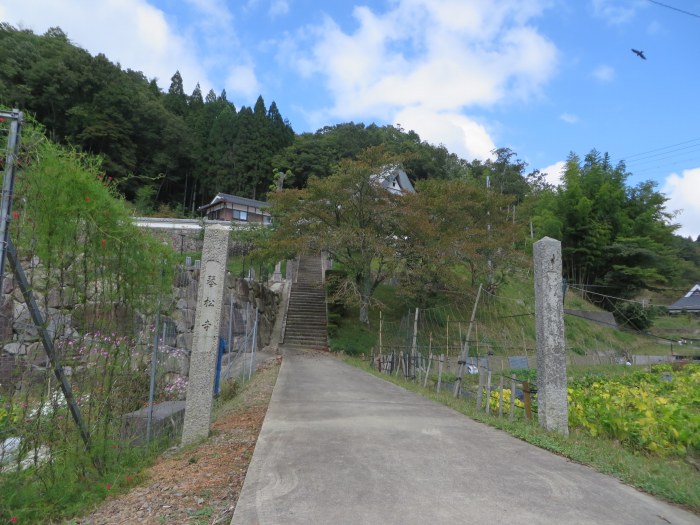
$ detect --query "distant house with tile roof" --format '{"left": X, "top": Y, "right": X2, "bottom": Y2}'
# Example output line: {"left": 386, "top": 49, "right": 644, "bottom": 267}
{"left": 668, "top": 284, "right": 700, "bottom": 313}
{"left": 198, "top": 193, "right": 272, "bottom": 225}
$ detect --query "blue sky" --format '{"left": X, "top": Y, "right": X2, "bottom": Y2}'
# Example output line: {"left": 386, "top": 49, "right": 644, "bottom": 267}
{"left": 1, "top": 0, "right": 699, "bottom": 238}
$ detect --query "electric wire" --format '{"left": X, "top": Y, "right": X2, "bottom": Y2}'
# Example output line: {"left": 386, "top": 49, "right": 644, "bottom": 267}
{"left": 647, "top": 0, "right": 700, "bottom": 18}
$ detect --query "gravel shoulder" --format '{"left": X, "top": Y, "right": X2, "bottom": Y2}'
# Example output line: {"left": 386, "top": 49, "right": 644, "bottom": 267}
{"left": 71, "top": 358, "right": 281, "bottom": 525}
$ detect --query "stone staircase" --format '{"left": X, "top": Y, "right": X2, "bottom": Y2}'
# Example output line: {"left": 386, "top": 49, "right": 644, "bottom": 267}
{"left": 282, "top": 255, "right": 328, "bottom": 349}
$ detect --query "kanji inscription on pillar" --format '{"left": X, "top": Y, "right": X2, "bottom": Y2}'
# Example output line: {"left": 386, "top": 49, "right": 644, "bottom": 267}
{"left": 181, "top": 223, "right": 230, "bottom": 446}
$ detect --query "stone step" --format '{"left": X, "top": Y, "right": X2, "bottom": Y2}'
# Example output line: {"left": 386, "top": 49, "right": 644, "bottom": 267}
{"left": 283, "top": 337, "right": 328, "bottom": 347}
{"left": 283, "top": 254, "right": 327, "bottom": 348}
{"left": 284, "top": 333, "right": 328, "bottom": 342}
{"left": 290, "top": 290, "right": 325, "bottom": 295}
{"left": 287, "top": 306, "right": 327, "bottom": 314}
{"left": 283, "top": 328, "right": 327, "bottom": 337}
{"left": 286, "top": 317, "right": 326, "bottom": 324}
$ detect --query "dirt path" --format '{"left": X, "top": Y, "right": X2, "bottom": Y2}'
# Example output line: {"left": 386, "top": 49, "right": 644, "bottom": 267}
{"left": 71, "top": 359, "right": 280, "bottom": 525}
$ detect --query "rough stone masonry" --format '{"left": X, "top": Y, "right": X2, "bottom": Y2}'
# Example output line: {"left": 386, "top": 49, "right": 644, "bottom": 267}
{"left": 181, "top": 222, "right": 230, "bottom": 446}
{"left": 533, "top": 236, "right": 569, "bottom": 435}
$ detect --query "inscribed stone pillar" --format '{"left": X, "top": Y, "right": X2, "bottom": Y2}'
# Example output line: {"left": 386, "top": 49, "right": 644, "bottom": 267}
{"left": 273, "top": 262, "right": 282, "bottom": 283}
{"left": 533, "top": 237, "right": 569, "bottom": 435}
{"left": 181, "top": 223, "right": 230, "bottom": 446}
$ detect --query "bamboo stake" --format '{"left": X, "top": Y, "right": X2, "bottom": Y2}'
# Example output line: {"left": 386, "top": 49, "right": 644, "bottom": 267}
{"left": 485, "top": 370, "right": 492, "bottom": 415}
{"left": 422, "top": 335, "right": 433, "bottom": 387}
{"left": 498, "top": 375, "right": 504, "bottom": 417}
{"left": 453, "top": 284, "right": 483, "bottom": 398}
{"left": 379, "top": 310, "right": 383, "bottom": 357}
{"left": 446, "top": 316, "right": 450, "bottom": 360}
{"left": 476, "top": 368, "right": 485, "bottom": 409}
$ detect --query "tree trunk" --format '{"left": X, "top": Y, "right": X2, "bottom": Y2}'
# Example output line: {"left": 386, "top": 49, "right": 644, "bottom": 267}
{"left": 359, "top": 295, "right": 370, "bottom": 324}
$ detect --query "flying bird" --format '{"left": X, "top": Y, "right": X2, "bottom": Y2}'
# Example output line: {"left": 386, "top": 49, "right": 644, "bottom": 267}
{"left": 631, "top": 49, "right": 647, "bottom": 60}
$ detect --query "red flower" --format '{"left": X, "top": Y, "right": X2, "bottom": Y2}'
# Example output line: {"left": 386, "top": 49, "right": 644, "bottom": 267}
{"left": 11, "top": 211, "right": 19, "bottom": 220}
{"left": 85, "top": 196, "right": 91, "bottom": 201}
{"left": 106, "top": 483, "right": 111, "bottom": 490}
{"left": 10, "top": 518, "right": 18, "bottom": 523}
{"left": 126, "top": 475, "right": 132, "bottom": 482}
{"left": 101, "top": 239, "right": 107, "bottom": 247}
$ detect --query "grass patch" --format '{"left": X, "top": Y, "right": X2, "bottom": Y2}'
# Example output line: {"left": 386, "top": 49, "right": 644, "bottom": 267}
{"left": 346, "top": 356, "right": 700, "bottom": 512}
{"left": 0, "top": 435, "right": 170, "bottom": 524}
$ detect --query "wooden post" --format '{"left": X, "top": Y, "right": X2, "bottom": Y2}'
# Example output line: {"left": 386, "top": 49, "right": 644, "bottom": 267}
{"left": 509, "top": 377, "right": 516, "bottom": 421}
{"left": 446, "top": 316, "right": 450, "bottom": 360}
{"left": 476, "top": 368, "right": 485, "bottom": 409}
{"left": 498, "top": 375, "right": 504, "bottom": 417}
{"left": 411, "top": 308, "right": 419, "bottom": 378}
{"left": 396, "top": 352, "right": 403, "bottom": 377}
{"left": 453, "top": 284, "right": 483, "bottom": 397}
{"left": 424, "top": 352, "right": 433, "bottom": 388}
{"left": 379, "top": 310, "right": 383, "bottom": 357}
{"left": 437, "top": 355, "right": 444, "bottom": 392}
{"left": 523, "top": 381, "right": 532, "bottom": 421}
{"left": 485, "top": 370, "right": 492, "bottom": 415}
{"left": 423, "top": 335, "right": 433, "bottom": 388}
{"left": 457, "top": 322, "right": 462, "bottom": 362}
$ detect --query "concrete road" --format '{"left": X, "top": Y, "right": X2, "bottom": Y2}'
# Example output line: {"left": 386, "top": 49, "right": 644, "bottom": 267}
{"left": 231, "top": 353, "right": 699, "bottom": 525}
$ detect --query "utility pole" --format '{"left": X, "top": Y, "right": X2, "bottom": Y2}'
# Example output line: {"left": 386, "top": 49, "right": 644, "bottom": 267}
{"left": 0, "top": 109, "right": 23, "bottom": 283}
{"left": 486, "top": 175, "right": 493, "bottom": 288}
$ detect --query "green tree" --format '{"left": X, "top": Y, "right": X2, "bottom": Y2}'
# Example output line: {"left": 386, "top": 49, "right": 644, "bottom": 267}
{"left": 534, "top": 149, "right": 685, "bottom": 298}
{"left": 399, "top": 178, "right": 520, "bottom": 304}
{"left": 268, "top": 147, "right": 405, "bottom": 323}
{"left": 163, "top": 70, "right": 187, "bottom": 116}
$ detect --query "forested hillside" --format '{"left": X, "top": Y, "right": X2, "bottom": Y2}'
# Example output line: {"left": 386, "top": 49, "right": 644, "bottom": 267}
{"left": 0, "top": 23, "right": 294, "bottom": 209}
{"left": 1, "top": 23, "right": 698, "bottom": 305}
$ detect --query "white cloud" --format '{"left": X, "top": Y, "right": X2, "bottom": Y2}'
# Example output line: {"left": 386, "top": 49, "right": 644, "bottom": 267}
{"left": 395, "top": 107, "right": 496, "bottom": 161}
{"left": 559, "top": 113, "right": 579, "bottom": 124}
{"left": 540, "top": 160, "right": 566, "bottom": 186}
{"left": 0, "top": 0, "right": 211, "bottom": 93}
{"left": 226, "top": 64, "right": 261, "bottom": 99}
{"left": 662, "top": 168, "right": 700, "bottom": 240}
{"left": 591, "top": 0, "right": 639, "bottom": 24}
{"left": 184, "top": 0, "right": 234, "bottom": 28}
{"left": 284, "top": 0, "right": 557, "bottom": 158}
{"left": 269, "top": 0, "right": 289, "bottom": 16}
{"left": 593, "top": 64, "right": 615, "bottom": 82}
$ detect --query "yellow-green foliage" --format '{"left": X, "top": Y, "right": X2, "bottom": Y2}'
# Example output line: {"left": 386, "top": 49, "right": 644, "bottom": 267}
{"left": 568, "top": 364, "right": 700, "bottom": 455}
{"left": 12, "top": 129, "right": 174, "bottom": 312}
{"left": 487, "top": 388, "right": 525, "bottom": 412}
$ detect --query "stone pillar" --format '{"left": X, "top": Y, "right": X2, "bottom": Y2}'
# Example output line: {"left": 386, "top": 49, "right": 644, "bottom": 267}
{"left": 181, "top": 223, "right": 230, "bottom": 446}
{"left": 273, "top": 262, "right": 282, "bottom": 283}
{"left": 533, "top": 237, "right": 568, "bottom": 435}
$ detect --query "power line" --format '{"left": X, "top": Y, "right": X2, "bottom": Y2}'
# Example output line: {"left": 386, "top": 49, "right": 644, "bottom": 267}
{"left": 624, "top": 142, "right": 700, "bottom": 165}
{"left": 624, "top": 137, "right": 700, "bottom": 161}
{"left": 647, "top": 0, "right": 700, "bottom": 19}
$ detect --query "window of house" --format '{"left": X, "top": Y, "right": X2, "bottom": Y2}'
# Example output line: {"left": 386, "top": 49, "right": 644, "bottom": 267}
{"left": 233, "top": 210, "right": 248, "bottom": 221}
{"left": 263, "top": 215, "right": 272, "bottom": 225}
